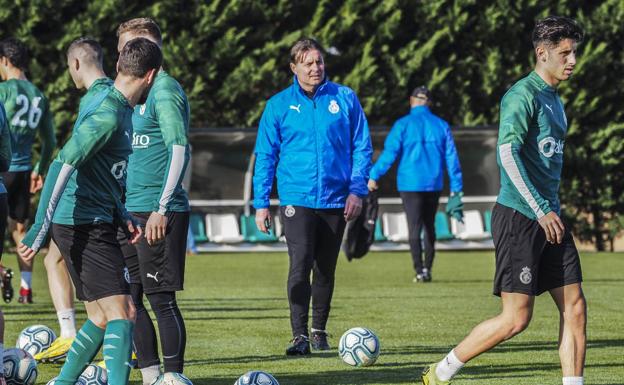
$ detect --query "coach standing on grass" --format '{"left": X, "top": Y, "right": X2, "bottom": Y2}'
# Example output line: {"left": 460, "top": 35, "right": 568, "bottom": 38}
{"left": 253, "top": 38, "right": 372, "bottom": 356}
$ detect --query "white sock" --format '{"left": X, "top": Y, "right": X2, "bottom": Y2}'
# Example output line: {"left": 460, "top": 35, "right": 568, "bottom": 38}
{"left": 20, "top": 272, "right": 32, "bottom": 290}
{"left": 563, "top": 377, "right": 583, "bottom": 385}
{"left": 0, "top": 343, "right": 4, "bottom": 374}
{"left": 140, "top": 364, "right": 161, "bottom": 385}
{"left": 310, "top": 328, "right": 326, "bottom": 334}
{"left": 57, "top": 309, "right": 77, "bottom": 338}
{"left": 436, "top": 349, "right": 464, "bottom": 381}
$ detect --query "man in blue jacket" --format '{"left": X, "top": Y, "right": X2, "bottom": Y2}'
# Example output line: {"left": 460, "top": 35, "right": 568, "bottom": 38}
{"left": 368, "top": 86, "right": 463, "bottom": 283}
{"left": 254, "top": 38, "right": 372, "bottom": 356}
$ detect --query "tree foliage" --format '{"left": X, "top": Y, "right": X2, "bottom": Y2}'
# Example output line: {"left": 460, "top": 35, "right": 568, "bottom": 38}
{"left": 0, "top": 0, "right": 622, "bottom": 249}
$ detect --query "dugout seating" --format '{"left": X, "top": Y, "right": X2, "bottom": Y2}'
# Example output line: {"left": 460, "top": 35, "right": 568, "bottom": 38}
{"left": 381, "top": 212, "right": 409, "bottom": 242}
{"left": 450, "top": 210, "right": 490, "bottom": 240}
{"left": 205, "top": 213, "right": 244, "bottom": 243}
{"left": 190, "top": 212, "right": 209, "bottom": 243}
{"left": 374, "top": 219, "right": 387, "bottom": 242}
{"left": 484, "top": 210, "right": 492, "bottom": 234}
{"left": 435, "top": 212, "right": 454, "bottom": 240}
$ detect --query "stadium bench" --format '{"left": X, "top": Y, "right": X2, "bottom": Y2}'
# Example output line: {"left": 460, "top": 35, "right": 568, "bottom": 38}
{"left": 190, "top": 212, "right": 209, "bottom": 243}
{"left": 381, "top": 212, "right": 408, "bottom": 242}
{"left": 435, "top": 211, "right": 454, "bottom": 240}
{"left": 450, "top": 210, "right": 490, "bottom": 240}
{"left": 484, "top": 210, "right": 492, "bottom": 234}
{"left": 240, "top": 214, "right": 279, "bottom": 242}
{"left": 374, "top": 219, "right": 387, "bottom": 242}
{"left": 205, "top": 213, "right": 244, "bottom": 243}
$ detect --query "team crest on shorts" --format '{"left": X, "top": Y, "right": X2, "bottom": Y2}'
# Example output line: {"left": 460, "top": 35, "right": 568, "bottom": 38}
{"left": 285, "top": 205, "right": 296, "bottom": 218}
{"left": 519, "top": 266, "right": 532, "bottom": 284}
{"left": 328, "top": 100, "right": 340, "bottom": 114}
{"left": 123, "top": 267, "right": 131, "bottom": 284}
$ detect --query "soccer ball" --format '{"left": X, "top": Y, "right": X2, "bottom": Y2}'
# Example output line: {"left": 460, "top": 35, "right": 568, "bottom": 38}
{"left": 78, "top": 364, "right": 107, "bottom": 385}
{"left": 3, "top": 348, "right": 38, "bottom": 385}
{"left": 16, "top": 325, "right": 56, "bottom": 357}
{"left": 338, "top": 327, "right": 380, "bottom": 367}
{"left": 234, "top": 371, "right": 279, "bottom": 385}
{"left": 151, "top": 372, "right": 193, "bottom": 385}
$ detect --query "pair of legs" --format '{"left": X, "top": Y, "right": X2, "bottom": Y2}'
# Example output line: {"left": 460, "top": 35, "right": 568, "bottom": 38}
{"left": 0, "top": 192, "right": 7, "bottom": 382}
{"left": 3, "top": 170, "right": 33, "bottom": 303}
{"left": 52, "top": 223, "right": 135, "bottom": 385}
{"left": 127, "top": 211, "right": 189, "bottom": 384}
{"left": 454, "top": 284, "right": 586, "bottom": 374}
{"left": 400, "top": 191, "right": 440, "bottom": 277}
{"left": 281, "top": 206, "right": 346, "bottom": 341}
{"left": 424, "top": 204, "right": 586, "bottom": 383}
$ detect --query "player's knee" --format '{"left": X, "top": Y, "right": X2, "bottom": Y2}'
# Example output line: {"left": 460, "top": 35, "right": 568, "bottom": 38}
{"left": 566, "top": 295, "right": 587, "bottom": 326}
{"left": 89, "top": 314, "right": 107, "bottom": 329}
{"left": 126, "top": 300, "right": 137, "bottom": 323}
{"left": 43, "top": 251, "right": 63, "bottom": 268}
{"left": 503, "top": 313, "right": 531, "bottom": 337}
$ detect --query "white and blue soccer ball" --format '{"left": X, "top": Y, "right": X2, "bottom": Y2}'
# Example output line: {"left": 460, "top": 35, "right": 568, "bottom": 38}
{"left": 151, "top": 372, "right": 193, "bottom": 385}
{"left": 78, "top": 364, "right": 107, "bottom": 385}
{"left": 16, "top": 325, "right": 56, "bottom": 357}
{"left": 234, "top": 371, "right": 279, "bottom": 385}
{"left": 338, "top": 327, "right": 380, "bottom": 367}
{"left": 3, "top": 348, "right": 38, "bottom": 385}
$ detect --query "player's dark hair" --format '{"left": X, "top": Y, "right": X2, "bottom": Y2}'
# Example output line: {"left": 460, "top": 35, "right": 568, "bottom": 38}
{"left": 290, "top": 38, "right": 325, "bottom": 64}
{"left": 117, "top": 37, "right": 162, "bottom": 77}
{"left": 67, "top": 37, "right": 104, "bottom": 68}
{"left": 532, "top": 16, "right": 584, "bottom": 48}
{"left": 0, "top": 38, "right": 28, "bottom": 71}
{"left": 117, "top": 17, "right": 163, "bottom": 46}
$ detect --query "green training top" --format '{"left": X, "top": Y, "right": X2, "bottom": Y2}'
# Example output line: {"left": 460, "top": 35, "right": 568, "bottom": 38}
{"left": 79, "top": 77, "right": 114, "bottom": 111}
{"left": 496, "top": 71, "right": 568, "bottom": 220}
{"left": 22, "top": 86, "right": 133, "bottom": 252}
{"left": 0, "top": 102, "right": 12, "bottom": 193}
{"left": 126, "top": 71, "right": 190, "bottom": 214}
{"left": 0, "top": 79, "right": 55, "bottom": 173}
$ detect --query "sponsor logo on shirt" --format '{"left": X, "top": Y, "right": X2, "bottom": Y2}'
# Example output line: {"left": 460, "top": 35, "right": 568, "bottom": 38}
{"left": 139, "top": 104, "right": 147, "bottom": 115}
{"left": 132, "top": 133, "right": 150, "bottom": 149}
{"left": 538, "top": 136, "right": 564, "bottom": 158}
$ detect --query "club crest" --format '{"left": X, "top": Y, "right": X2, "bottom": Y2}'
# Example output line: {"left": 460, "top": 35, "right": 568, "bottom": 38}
{"left": 519, "top": 266, "right": 532, "bottom": 285}
{"left": 328, "top": 100, "right": 340, "bottom": 114}
{"left": 285, "top": 205, "right": 296, "bottom": 218}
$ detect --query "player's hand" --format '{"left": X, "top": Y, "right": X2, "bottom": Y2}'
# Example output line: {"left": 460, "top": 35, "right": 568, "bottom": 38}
{"left": 145, "top": 212, "right": 167, "bottom": 246}
{"left": 126, "top": 220, "right": 143, "bottom": 245}
{"left": 30, "top": 172, "right": 43, "bottom": 194}
{"left": 344, "top": 194, "right": 363, "bottom": 222}
{"left": 367, "top": 179, "right": 378, "bottom": 191}
{"left": 538, "top": 211, "right": 565, "bottom": 244}
{"left": 255, "top": 209, "right": 271, "bottom": 233}
{"left": 18, "top": 242, "right": 37, "bottom": 261}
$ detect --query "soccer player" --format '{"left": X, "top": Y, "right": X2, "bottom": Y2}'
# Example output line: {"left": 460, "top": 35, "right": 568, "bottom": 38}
{"left": 117, "top": 18, "right": 191, "bottom": 384}
{"left": 0, "top": 100, "right": 13, "bottom": 385}
{"left": 367, "top": 85, "right": 463, "bottom": 283}
{"left": 34, "top": 37, "right": 113, "bottom": 363}
{"left": 421, "top": 16, "right": 586, "bottom": 385}
{"left": 19, "top": 37, "right": 162, "bottom": 385}
{"left": 254, "top": 38, "right": 372, "bottom": 355}
{"left": 0, "top": 37, "right": 56, "bottom": 304}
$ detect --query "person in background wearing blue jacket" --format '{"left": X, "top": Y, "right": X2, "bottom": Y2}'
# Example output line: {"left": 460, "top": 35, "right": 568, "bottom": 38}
{"left": 253, "top": 38, "right": 372, "bottom": 356}
{"left": 368, "top": 86, "right": 463, "bottom": 283}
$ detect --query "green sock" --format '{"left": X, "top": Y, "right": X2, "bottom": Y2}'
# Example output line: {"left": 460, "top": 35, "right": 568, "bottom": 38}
{"left": 57, "top": 319, "right": 105, "bottom": 385}
{"left": 103, "top": 319, "right": 134, "bottom": 385}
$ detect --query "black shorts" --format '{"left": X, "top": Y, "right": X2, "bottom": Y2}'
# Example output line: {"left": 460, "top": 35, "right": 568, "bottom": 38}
{"left": 124, "top": 211, "right": 189, "bottom": 294}
{"left": 52, "top": 223, "right": 130, "bottom": 302}
{"left": 2, "top": 171, "right": 30, "bottom": 222}
{"left": 492, "top": 203, "right": 583, "bottom": 296}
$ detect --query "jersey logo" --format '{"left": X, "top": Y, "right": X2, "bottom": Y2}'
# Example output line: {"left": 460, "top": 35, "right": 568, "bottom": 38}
{"left": 147, "top": 272, "right": 160, "bottom": 282}
{"left": 123, "top": 267, "right": 131, "bottom": 284}
{"left": 544, "top": 104, "right": 554, "bottom": 114}
{"left": 519, "top": 266, "right": 532, "bottom": 285}
{"left": 538, "top": 137, "right": 564, "bottom": 158}
{"left": 139, "top": 104, "right": 147, "bottom": 115}
{"left": 289, "top": 104, "right": 301, "bottom": 113}
{"left": 328, "top": 100, "right": 340, "bottom": 114}
{"left": 132, "top": 133, "right": 150, "bottom": 148}
{"left": 285, "top": 205, "right": 296, "bottom": 218}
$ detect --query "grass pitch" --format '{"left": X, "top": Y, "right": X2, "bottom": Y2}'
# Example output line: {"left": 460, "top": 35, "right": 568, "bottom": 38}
{"left": 2, "top": 250, "right": 623, "bottom": 385}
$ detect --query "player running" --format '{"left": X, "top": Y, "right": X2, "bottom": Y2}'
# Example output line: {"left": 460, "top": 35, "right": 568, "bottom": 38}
{"left": 421, "top": 16, "right": 586, "bottom": 385}
{"left": 0, "top": 100, "right": 13, "bottom": 385}
{"left": 0, "top": 37, "right": 56, "bottom": 304}
{"left": 34, "top": 37, "right": 113, "bottom": 363}
{"left": 117, "top": 18, "right": 191, "bottom": 385}
{"left": 19, "top": 38, "right": 162, "bottom": 385}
